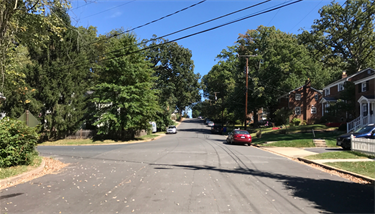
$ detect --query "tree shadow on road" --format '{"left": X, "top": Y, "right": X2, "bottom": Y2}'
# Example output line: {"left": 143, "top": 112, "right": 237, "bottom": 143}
{"left": 151, "top": 163, "right": 374, "bottom": 214}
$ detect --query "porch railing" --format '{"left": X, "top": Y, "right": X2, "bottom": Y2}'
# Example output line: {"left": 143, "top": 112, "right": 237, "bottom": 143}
{"left": 347, "top": 117, "right": 361, "bottom": 133}
{"left": 347, "top": 114, "right": 375, "bottom": 133}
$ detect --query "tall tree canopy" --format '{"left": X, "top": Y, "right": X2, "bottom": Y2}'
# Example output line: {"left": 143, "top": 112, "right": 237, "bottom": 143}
{"left": 3, "top": 8, "right": 97, "bottom": 140}
{"left": 308, "top": 0, "right": 375, "bottom": 75}
{"left": 235, "top": 26, "right": 324, "bottom": 123}
{"left": 0, "top": 0, "right": 70, "bottom": 98}
{"left": 144, "top": 36, "right": 201, "bottom": 119}
{"left": 91, "top": 31, "right": 159, "bottom": 140}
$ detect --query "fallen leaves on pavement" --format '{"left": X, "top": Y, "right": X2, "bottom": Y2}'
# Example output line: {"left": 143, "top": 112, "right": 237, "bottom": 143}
{"left": 0, "top": 157, "right": 69, "bottom": 190}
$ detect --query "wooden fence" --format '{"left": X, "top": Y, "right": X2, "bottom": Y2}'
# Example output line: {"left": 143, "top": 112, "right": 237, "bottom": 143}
{"left": 351, "top": 135, "right": 375, "bottom": 155}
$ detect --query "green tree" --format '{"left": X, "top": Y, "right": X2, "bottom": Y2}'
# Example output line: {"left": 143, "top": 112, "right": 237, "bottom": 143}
{"left": 236, "top": 26, "right": 323, "bottom": 125}
{"left": 202, "top": 46, "right": 237, "bottom": 123}
{"left": 92, "top": 31, "right": 160, "bottom": 140}
{"left": 144, "top": 36, "right": 201, "bottom": 122}
{"left": 0, "top": 0, "right": 70, "bottom": 101}
{"left": 310, "top": 0, "right": 375, "bottom": 74}
{"left": 3, "top": 9, "right": 96, "bottom": 140}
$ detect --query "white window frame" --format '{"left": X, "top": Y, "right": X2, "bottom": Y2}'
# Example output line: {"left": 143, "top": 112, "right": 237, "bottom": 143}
{"left": 311, "top": 106, "right": 317, "bottom": 114}
{"left": 295, "top": 93, "right": 301, "bottom": 101}
{"left": 325, "top": 88, "right": 330, "bottom": 96}
{"left": 362, "top": 82, "right": 367, "bottom": 92}
{"left": 325, "top": 103, "right": 329, "bottom": 113}
{"left": 295, "top": 107, "right": 301, "bottom": 115}
{"left": 338, "top": 83, "right": 344, "bottom": 91}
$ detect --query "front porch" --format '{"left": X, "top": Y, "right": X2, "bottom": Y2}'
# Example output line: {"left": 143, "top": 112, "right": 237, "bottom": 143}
{"left": 347, "top": 96, "right": 375, "bottom": 133}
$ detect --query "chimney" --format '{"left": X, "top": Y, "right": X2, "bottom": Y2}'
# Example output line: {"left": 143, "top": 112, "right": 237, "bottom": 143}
{"left": 342, "top": 71, "right": 347, "bottom": 79}
{"left": 305, "top": 78, "right": 311, "bottom": 87}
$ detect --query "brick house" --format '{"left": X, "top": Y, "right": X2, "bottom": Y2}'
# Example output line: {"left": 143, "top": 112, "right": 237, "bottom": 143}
{"left": 320, "top": 68, "right": 375, "bottom": 132}
{"left": 320, "top": 71, "right": 357, "bottom": 119}
{"left": 277, "top": 80, "right": 322, "bottom": 124}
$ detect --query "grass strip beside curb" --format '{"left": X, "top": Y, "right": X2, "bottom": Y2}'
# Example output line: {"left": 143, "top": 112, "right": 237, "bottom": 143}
{"left": 298, "top": 157, "right": 375, "bottom": 184}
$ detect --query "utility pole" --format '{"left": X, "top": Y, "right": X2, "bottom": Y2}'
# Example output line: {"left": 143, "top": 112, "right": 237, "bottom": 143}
{"left": 237, "top": 54, "right": 257, "bottom": 130}
{"left": 213, "top": 92, "right": 224, "bottom": 127}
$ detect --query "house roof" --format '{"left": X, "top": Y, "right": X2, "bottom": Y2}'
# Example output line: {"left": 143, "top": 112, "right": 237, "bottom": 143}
{"left": 323, "top": 68, "right": 375, "bottom": 89}
{"left": 320, "top": 97, "right": 337, "bottom": 103}
{"left": 277, "top": 85, "right": 322, "bottom": 99}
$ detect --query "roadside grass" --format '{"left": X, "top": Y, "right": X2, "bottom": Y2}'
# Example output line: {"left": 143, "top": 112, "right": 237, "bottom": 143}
{"left": 0, "top": 156, "right": 42, "bottom": 180}
{"left": 224, "top": 124, "right": 336, "bottom": 135}
{"left": 304, "top": 151, "right": 375, "bottom": 160}
{"left": 325, "top": 162, "right": 375, "bottom": 179}
{"left": 252, "top": 131, "right": 343, "bottom": 148}
{"left": 38, "top": 132, "right": 166, "bottom": 146}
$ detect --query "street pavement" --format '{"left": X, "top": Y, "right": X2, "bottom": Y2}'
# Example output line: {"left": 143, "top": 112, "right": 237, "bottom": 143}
{"left": 1, "top": 118, "right": 374, "bottom": 214}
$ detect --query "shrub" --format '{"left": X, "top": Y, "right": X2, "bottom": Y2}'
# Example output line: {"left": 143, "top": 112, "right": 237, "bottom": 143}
{"left": 301, "top": 120, "right": 307, "bottom": 126}
{"left": 291, "top": 118, "right": 301, "bottom": 126}
{"left": 0, "top": 118, "right": 39, "bottom": 167}
{"left": 338, "top": 123, "right": 347, "bottom": 132}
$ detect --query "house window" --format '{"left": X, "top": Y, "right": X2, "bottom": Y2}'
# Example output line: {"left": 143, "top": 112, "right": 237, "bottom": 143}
{"left": 362, "top": 82, "right": 367, "bottom": 92}
{"left": 338, "top": 83, "right": 344, "bottom": 91}
{"left": 295, "top": 93, "right": 301, "bottom": 100}
{"left": 314, "top": 94, "right": 319, "bottom": 101}
{"left": 325, "top": 88, "right": 330, "bottom": 96}
{"left": 295, "top": 107, "right": 301, "bottom": 115}
{"left": 311, "top": 106, "right": 317, "bottom": 114}
{"left": 325, "top": 103, "right": 329, "bottom": 113}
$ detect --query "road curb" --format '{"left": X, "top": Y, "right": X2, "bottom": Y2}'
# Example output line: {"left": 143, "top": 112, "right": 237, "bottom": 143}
{"left": 253, "top": 145, "right": 375, "bottom": 184}
{"left": 297, "top": 157, "right": 375, "bottom": 184}
{"left": 0, "top": 159, "right": 46, "bottom": 188}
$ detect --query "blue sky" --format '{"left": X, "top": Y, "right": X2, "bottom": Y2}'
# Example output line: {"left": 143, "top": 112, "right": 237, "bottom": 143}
{"left": 68, "top": 0, "right": 345, "bottom": 116}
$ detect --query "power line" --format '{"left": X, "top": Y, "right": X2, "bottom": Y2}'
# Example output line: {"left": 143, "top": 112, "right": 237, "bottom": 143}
{"left": 102, "top": 0, "right": 303, "bottom": 62}
{"left": 85, "top": 0, "right": 208, "bottom": 46}
{"left": 81, "top": 0, "right": 138, "bottom": 19}
{"left": 105, "top": 0, "right": 272, "bottom": 56}
{"left": 289, "top": 0, "right": 323, "bottom": 32}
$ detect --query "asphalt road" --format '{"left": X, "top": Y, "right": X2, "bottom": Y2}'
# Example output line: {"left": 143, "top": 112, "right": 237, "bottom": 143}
{"left": 1, "top": 119, "right": 374, "bottom": 214}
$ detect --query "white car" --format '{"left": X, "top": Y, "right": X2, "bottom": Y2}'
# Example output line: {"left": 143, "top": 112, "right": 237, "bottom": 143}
{"left": 207, "top": 121, "right": 214, "bottom": 127}
{"left": 166, "top": 125, "right": 177, "bottom": 134}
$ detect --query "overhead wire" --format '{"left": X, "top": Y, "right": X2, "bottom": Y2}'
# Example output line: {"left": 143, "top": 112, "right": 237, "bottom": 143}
{"left": 81, "top": 0, "right": 138, "bottom": 19}
{"left": 85, "top": 0, "right": 208, "bottom": 46}
{"left": 105, "top": 0, "right": 272, "bottom": 56}
{"left": 101, "top": 0, "right": 303, "bottom": 62}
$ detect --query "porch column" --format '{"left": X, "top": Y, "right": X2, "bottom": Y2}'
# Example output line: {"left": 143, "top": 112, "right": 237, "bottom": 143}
{"left": 322, "top": 102, "right": 324, "bottom": 116}
{"left": 360, "top": 102, "right": 363, "bottom": 125}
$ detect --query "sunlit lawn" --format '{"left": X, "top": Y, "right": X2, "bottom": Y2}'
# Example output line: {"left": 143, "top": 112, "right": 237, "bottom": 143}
{"left": 325, "top": 162, "right": 375, "bottom": 179}
{"left": 252, "top": 131, "right": 343, "bottom": 147}
{"left": 38, "top": 132, "right": 166, "bottom": 146}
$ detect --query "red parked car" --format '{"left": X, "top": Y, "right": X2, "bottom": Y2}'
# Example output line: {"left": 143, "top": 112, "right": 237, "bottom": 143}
{"left": 226, "top": 130, "right": 252, "bottom": 145}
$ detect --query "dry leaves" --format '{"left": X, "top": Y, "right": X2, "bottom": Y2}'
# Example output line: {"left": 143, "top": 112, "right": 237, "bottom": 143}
{"left": 0, "top": 157, "right": 69, "bottom": 190}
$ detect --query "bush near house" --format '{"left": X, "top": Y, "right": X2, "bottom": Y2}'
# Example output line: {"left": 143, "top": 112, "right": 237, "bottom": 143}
{"left": 0, "top": 118, "right": 39, "bottom": 167}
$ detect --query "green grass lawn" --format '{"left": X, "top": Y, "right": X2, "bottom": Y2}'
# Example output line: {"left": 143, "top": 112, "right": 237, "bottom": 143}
{"left": 38, "top": 132, "right": 166, "bottom": 146}
{"left": 0, "top": 156, "right": 42, "bottom": 179}
{"left": 325, "top": 162, "right": 375, "bottom": 179}
{"left": 305, "top": 151, "right": 375, "bottom": 160}
{"left": 252, "top": 131, "right": 343, "bottom": 148}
